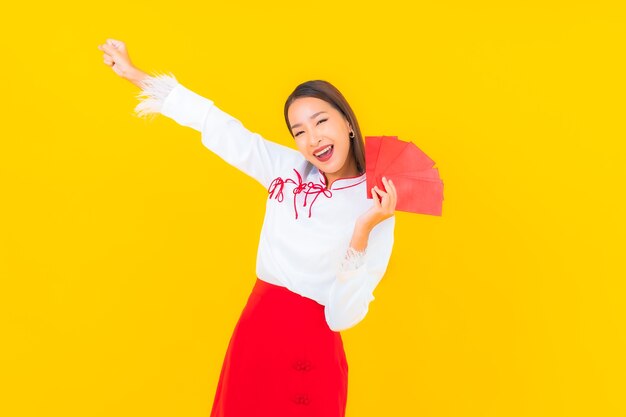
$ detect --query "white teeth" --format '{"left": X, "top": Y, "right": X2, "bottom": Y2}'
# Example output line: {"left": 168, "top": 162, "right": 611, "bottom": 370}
{"left": 314, "top": 145, "right": 332, "bottom": 157}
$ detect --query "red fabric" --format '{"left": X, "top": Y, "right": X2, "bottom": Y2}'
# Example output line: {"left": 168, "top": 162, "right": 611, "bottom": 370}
{"left": 210, "top": 278, "right": 349, "bottom": 417}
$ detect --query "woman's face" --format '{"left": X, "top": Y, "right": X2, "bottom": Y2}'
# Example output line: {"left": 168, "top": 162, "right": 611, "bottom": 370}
{"left": 287, "top": 97, "right": 358, "bottom": 182}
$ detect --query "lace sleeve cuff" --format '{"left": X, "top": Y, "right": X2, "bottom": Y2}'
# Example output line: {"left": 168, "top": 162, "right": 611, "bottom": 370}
{"left": 339, "top": 246, "right": 367, "bottom": 272}
{"left": 134, "top": 72, "right": 180, "bottom": 119}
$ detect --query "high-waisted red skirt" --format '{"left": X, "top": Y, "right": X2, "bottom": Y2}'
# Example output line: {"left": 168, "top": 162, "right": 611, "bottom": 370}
{"left": 210, "top": 277, "right": 348, "bottom": 417}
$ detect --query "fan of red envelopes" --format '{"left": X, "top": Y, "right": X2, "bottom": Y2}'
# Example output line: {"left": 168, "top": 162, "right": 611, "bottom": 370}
{"left": 365, "top": 136, "right": 444, "bottom": 216}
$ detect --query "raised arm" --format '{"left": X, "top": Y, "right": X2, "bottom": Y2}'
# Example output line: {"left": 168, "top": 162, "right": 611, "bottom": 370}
{"left": 324, "top": 177, "right": 398, "bottom": 331}
{"left": 325, "top": 215, "right": 395, "bottom": 331}
{"left": 98, "top": 39, "right": 302, "bottom": 188}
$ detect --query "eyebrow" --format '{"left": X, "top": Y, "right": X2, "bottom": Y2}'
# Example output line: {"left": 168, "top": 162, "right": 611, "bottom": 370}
{"left": 290, "top": 111, "right": 328, "bottom": 130}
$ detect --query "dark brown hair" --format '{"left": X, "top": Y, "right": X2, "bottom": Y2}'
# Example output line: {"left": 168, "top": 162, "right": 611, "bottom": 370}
{"left": 284, "top": 80, "right": 365, "bottom": 175}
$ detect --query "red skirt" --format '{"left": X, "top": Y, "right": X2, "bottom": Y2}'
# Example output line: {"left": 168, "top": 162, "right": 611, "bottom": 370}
{"left": 210, "top": 277, "right": 348, "bottom": 417}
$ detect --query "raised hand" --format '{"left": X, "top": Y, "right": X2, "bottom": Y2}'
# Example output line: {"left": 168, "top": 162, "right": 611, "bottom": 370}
{"left": 97, "top": 38, "right": 146, "bottom": 85}
{"left": 358, "top": 176, "right": 397, "bottom": 230}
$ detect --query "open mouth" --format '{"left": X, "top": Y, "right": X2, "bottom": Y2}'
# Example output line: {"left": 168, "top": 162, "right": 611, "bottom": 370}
{"left": 314, "top": 145, "right": 334, "bottom": 162}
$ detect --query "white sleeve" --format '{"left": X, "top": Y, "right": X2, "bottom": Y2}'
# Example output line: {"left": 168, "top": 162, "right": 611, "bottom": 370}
{"left": 324, "top": 215, "right": 396, "bottom": 332}
{"left": 134, "top": 73, "right": 303, "bottom": 188}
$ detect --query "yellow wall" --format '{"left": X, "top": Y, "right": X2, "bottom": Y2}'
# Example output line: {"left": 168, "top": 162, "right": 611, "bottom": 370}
{"left": 1, "top": 1, "right": 624, "bottom": 416}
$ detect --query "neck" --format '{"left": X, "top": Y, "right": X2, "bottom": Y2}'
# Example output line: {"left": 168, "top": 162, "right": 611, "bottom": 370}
{"left": 323, "top": 160, "right": 360, "bottom": 190}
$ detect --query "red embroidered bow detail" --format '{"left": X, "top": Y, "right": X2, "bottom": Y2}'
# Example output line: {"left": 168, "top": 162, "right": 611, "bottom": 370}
{"left": 268, "top": 169, "right": 333, "bottom": 219}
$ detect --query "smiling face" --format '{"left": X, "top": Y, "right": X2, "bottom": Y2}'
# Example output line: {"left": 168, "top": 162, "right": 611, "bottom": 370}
{"left": 287, "top": 97, "right": 359, "bottom": 187}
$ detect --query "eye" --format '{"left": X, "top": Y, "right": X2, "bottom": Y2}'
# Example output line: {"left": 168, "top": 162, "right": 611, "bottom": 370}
{"left": 293, "top": 119, "right": 327, "bottom": 138}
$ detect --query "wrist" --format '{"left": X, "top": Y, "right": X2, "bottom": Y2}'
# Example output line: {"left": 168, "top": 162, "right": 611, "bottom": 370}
{"left": 356, "top": 218, "right": 375, "bottom": 234}
{"left": 348, "top": 219, "right": 372, "bottom": 253}
{"left": 126, "top": 68, "right": 149, "bottom": 88}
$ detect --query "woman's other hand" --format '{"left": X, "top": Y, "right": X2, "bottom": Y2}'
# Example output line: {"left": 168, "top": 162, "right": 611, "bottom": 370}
{"left": 97, "top": 38, "right": 148, "bottom": 87}
{"left": 358, "top": 177, "right": 397, "bottom": 230}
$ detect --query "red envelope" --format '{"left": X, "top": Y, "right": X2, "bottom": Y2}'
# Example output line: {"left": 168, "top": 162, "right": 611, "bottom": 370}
{"left": 375, "top": 137, "right": 409, "bottom": 175}
{"left": 365, "top": 136, "right": 397, "bottom": 195}
{"left": 384, "top": 142, "right": 435, "bottom": 174}
{"left": 365, "top": 136, "right": 398, "bottom": 199}
{"left": 365, "top": 136, "right": 444, "bottom": 216}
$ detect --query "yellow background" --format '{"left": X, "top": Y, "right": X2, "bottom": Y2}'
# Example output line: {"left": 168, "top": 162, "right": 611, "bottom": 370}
{"left": 1, "top": 1, "right": 624, "bottom": 416}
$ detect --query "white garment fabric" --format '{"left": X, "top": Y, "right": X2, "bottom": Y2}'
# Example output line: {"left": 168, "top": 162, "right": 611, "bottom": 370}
{"left": 134, "top": 74, "right": 395, "bottom": 331}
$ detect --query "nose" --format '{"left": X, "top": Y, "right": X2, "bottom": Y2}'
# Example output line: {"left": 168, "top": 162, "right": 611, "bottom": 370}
{"left": 309, "top": 132, "right": 321, "bottom": 147}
